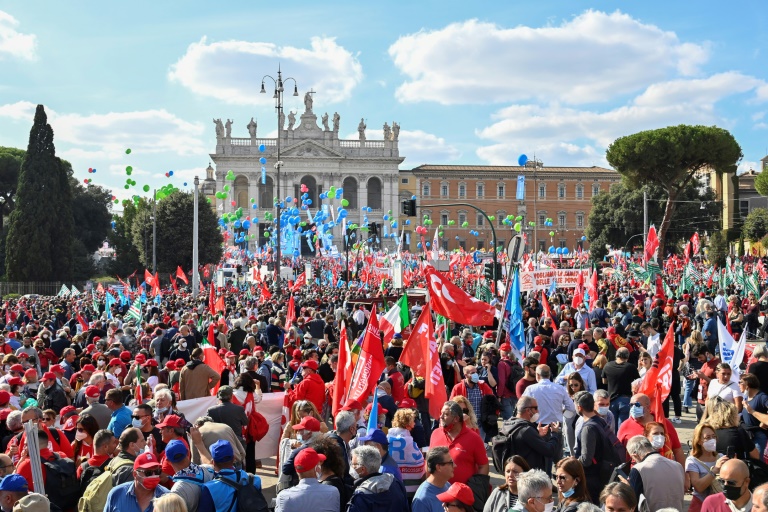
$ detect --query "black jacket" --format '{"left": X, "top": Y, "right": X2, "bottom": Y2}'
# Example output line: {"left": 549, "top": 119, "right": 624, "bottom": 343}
{"left": 42, "top": 383, "right": 69, "bottom": 412}
{"left": 500, "top": 417, "right": 561, "bottom": 472}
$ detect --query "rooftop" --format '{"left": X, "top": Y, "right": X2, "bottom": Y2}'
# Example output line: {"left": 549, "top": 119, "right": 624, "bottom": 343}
{"left": 408, "top": 164, "right": 617, "bottom": 174}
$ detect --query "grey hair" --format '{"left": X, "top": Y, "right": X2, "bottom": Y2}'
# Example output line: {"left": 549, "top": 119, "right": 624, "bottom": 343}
{"left": 443, "top": 401, "right": 464, "bottom": 422}
{"left": 89, "top": 373, "right": 106, "bottom": 385}
{"left": 334, "top": 411, "right": 356, "bottom": 432}
{"left": 594, "top": 389, "right": 610, "bottom": 401}
{"left": 351, "top": 445, "right": 382, "bottom": 474}
{"left": 426, "top": 446, "right": 450, "bottom": 473}
{"left": 194, "top": 416, "right": 213, "bottom": 427}
{"left": 536, "top": 364, "right": 551, "bottom": 379}
{"left": 616, "top": 347, "right": 630, "bottom": 360}
{"left": 517, "top": 396, "right": 536, "bottom": 415}
{"left": 754, "top": 344, "right": 768, "bottom": 359}
{"left": 93, "top": 429, "right": 114, "bottom": 450}
{"left": 576, "top": 504, "right": 602, "bottom": 512}
{"left": 517, "top": 469, "right": 552, "bottom": 505}
{"left": 756, "top": 483, "right": 768, "bottom": 507}
{"left": 22, "top": 406, "right": 43, "bottom": 420}
{"left": 626, "top": 435, "right": 655, "bottom": 459}
{"left": 6, "top": 411, "right": 22, "bottom": 431}
{"left": 154, "top": 388, "right": 173, "bottom": 402}
{"left": 245, "top": 356, "right": 258, "bottom": 370}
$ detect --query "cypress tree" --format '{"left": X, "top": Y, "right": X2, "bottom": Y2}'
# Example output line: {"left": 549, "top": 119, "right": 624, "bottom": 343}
{"left": 5, "top": 105, "right": 74, "bottom": 281}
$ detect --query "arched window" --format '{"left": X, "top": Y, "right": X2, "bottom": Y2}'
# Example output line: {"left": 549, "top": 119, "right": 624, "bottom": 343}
{"left": 477, "top": 213, "right": 484, "bottom": 226}
{"left": 497, "top": 210, "right": 507, "bottom": 227}
{"left": 497, "top": 183, "right": 505, "bottom": 199}
{"left": 234, "top": 175, "right": 249, "bottom": 210}
{"left": 300, "top": 175, "right": 317, "bottom": 205}
{"left": 342, "top": 176, "right": 358, "bottom": 210}
{"left": 440, "top": 210, "right": 449, "bottom": 226}
{"left": 592, "top": 184, "right": 600, "bottom": 197}
{"left": 477, "top": 182, "right": 485, "bottom": 198}
{"left": 422, "top": 181, "right": 431, "bottom": 197}
{"left": 259, "top": 176, "right": 274, "bottom": 208}
{"left": 368, "top": 177, "right": 382, "bottom": 210}
{"left": 458, "top": 183, "right": 466, "bottom": 198}
{"left": 441, "top": 181, "right": 449, "bottom": 198}
{"left": 558, "top": 183, "right": 566, "bottom": 199}
{"left": 458, "top": 210, "right": 467, "bottom": 226}
{"left": 576, "top": 212, "right": 584, "bottom": 229}
{"left": 558, "top": 211, "right": 566, "bottom": 228}
{"left": 538, "top": 183, "right": 546, "bottom": 199}
{"left": 576, "top": 184, "right": 584, "bottom": 200}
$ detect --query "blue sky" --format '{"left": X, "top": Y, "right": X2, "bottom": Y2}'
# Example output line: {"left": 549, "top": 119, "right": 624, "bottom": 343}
{"left": 0, "top": 1, "right": 767, "bottom": 203}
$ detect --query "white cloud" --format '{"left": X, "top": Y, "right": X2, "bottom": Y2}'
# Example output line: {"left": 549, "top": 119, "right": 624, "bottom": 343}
{"left": 399, "top": 130, "right": 461, "bottom": 166}
{"left": 0, "top": 11, "right": 36, "bottom": 61}
{"left": 169, "top": 36, "right": 363, "bottom": 106}
{"left": 0, "top": 100, "right": 36, "bottom": 120}
{"left": 739, "top": 161, "right": 759, "bottom": 173}
{"left": 389, "top": 11, "right": 709, "bottom": 105}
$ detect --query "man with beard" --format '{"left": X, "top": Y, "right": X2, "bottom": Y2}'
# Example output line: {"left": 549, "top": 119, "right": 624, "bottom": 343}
{"left": 428, "top": 401, "right": 488, "bottom": 485}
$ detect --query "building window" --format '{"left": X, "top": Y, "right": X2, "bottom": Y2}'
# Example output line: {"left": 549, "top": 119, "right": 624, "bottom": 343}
{"left": 458, "top": 183, "right": 466, "bottom": 198}
{"left": 741, "top": 200, "right": 749, "bottom": 219}
{"left": 441, "top": 213, "right": 449, "bottom": 226}
{"left": 558, "top": 184, "right": 565, "bottom": 199}
{"left": 441, "top": 183, "right": 449, "bottom": 197}
{"left": 459, "top": 240, "right": 466, "bottom": 250}
{"left": 558, "top": 214, "right": 566, "bottom": 228}
{"left": 401, "top": 178, "right": 409, "bottom": 184}
{"left": 477, "top": 184, "right": 485, "bottom": 198}
{"left": 559, "top": 239, "right": 567, "bottom": 248}
{"left": 576, "top": 185, "right": 584, "bottom": 200}
{"left": 539, "top": 184, "right": 546, "bottom": 199}
{"left": 477, "top": 240, "right": 485, "bottom": 250}
{"left": 538, "top": 214, "right": 545, "bottom": 226}
{"left": 576, "top": 214, "right": 584, "bottom": 229}
{"left": 592, "top": 184, "right": 600, "bottom": 197}
{"left": 422, "top": 183, "right": 430, "bottom": 197}
{"left": 458, "top": 212, "right": 467, "bottom": 225}
{"left": 498, "top": 215, "right": 505, "bottom": 227}
{"left": 477, "top": 213, "right": 484, "bottom": 226}
{"left": 498, "top": 184, "right": 505, "bottom": 198}
{"left": 539, "top": 240, "right": 545, "bottom": 252}
{"left": 442, "top": 240, "right": 448, "bottom": 251}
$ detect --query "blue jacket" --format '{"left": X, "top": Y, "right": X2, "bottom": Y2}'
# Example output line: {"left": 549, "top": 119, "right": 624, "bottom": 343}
{"left": 198, "top": 468, "right": 262, "bottom": 512}
{"left": 347, "top": 473, "right": 409, "bottom": 512}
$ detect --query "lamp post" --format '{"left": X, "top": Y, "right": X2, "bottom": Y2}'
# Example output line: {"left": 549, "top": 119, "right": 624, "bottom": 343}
{"left": 261, "top": 66, "right": 299, "bottom": 290}
{"left": 192, "top": 176, "right": 199, "bottom": 299}
{"left": 525, "top": 158, "right": 542, "bottom": 268}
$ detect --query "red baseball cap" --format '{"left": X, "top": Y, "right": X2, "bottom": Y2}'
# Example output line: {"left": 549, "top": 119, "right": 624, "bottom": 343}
{"left": 23, "top": 369, "right": 36, "bottom": 380}
{"left": 142, "top": 359, "right": 158, "bottom": 368}
{"left": 120, "top": 351, "right": 131, "bottom": 361}
{"left": 225, "top": 351, "right": 235, "bottom": 358}
{"left": 0, "top": 409, "right": 10, "bottom": 421}
{"left": 300, "top": 360, "right": 319, "bottom": 371}
{"left": 293, "top": 349, "right": 303, "bottom": 358}
{"left": 60, "top": 405, "right": 77, "bottom": 418}
{"left": 0, "top": 391, "right": 9, "bottom": 406}
{"left": 292, "top": 416, "right": 321, "bottom": 432}
{"left": 398, "top": 398, "right": 417, "bottom": 409}
{"left": 81, "top": 364, "right": 96, "bottom": 373}
{"left": 50, "top": 364, "right": 64, "bottom": 374}
{"left": 9, "top": 364, "right": 23, "bottom": 373}
{"left": 42, "top": 372, "right": 56, "bottom": 381}
{"left": 92, "top": 336, "right": 101, "bottom": 342}
{"left": 156, "top": 414, "right": 183, "bottom": 429}
{"left": 437, "top": 482, "right": 475, "bottom": 507}
{"left": 239, "top": 349, "right": 250, "bottom": 356}
{"left": 165, "top": 361, "right": 177, "bottom": 370}
{"left": 6, "top": 377, "right": 22, "bottom": 387}
{"left": 108, "top": 358, "right": 122, "bottom": 367}
{"left": 365, "top": 402, "right": 388, "bottom": 416}
{"left": 294, "top": 448, "right": 326, "bottom": 472}
{"left": 85, "top": 385, "right": 100, "bottom": 398}
{"left": 341, "top": 398, "right": 363, "bottom": 411}
{"left": 134, "top": 452, "right": 162, "bottom": 470}
{"left": 499, "top": 343, "right": 512, "bottom": 352}
{"left": 135, "top": 354, "right": 147, "bottom": 364}
{"left": 175, "top": 359, "right": 186, "bottom": 368}
{"left": 86, "top": 344, "right": 96, "bottom": 352}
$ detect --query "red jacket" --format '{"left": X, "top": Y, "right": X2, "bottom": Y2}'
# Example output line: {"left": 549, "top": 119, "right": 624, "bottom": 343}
{"left": 386, "top": 370, "right": 405, "bottom": 405}
{"left": 288, "top": 372, "right": 325, "bottom": 413}
{"left": 449, "top": 380, "right": 494, "bottom": 400}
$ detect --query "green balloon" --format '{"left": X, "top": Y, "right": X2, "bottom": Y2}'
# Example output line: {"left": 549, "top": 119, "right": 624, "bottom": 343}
{"left": 250, "top": 198, "right": 256, "bottom": 203}
{"left": 125, "top": 148, "right": 131, "bottom": 154}
{"left": 462, "top": 221, "right": 469, "bottom": 228}
{"left": 223, "top": 185, "right": 230, "bottom": 192}
{"left": 448, "top": 220, "right": 455, "bottom": 225}
{"left": 488, "top": 215, "right": 495, "bottom": 221}
{"left": 341, "top": 199, "right": 349, "bottom": 207}
{"left": 549, "top": 231, "right": 555, "bottom": 236}
{"left": 514, "top": 223, "right": 521, "bottom": 232}
{"left": 329, "top": 186, "right": 336, "bottom": 194}
{"left": 124, "top": 185, "right": 129, "bottom": 189}
{"left": 265, "top": 232, "right": 270, "bottom": 237}
{"left": 438, "top": 231, "right": 444, "bottom": 237}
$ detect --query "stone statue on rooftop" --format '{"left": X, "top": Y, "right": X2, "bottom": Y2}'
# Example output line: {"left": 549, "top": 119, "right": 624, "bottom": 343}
{"left": 358, "top": 118, "right": 366, "bottom": 141}
{"left": 333, "top": 112, "right": 340, "bottom": 134}
{"left": 322, "top": 113, "right": 329, "bottom": 131}
{"left": 247, "top": 117, "right": 257, "bottom": 138}
{"left": 288, "top": 111, "right": 296, "bottom": 131}
{"left": 392, "top": 121, "right": 400, "bottom": 142}
{"left": 225, "top": 119, "right": 233, "bottom": 138}
{"left": 304, "top": 91, "right": 313, "bottom": 113}
{"left": 383, "top": 122, "right": 391, "bottom": 141}
{"left": 213, "top": 119, "right": 224, "bottom": 139}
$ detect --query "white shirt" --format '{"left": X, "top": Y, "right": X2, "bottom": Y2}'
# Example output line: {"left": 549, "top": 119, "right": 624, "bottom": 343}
{"left": 707, "top": 380, "right": 741, "bottom": 404}
{"left": 522, "top": 379, "right": 576, "bottom": 424}
{"left": 647, "top": 333, "right": 661, "bottom": 359}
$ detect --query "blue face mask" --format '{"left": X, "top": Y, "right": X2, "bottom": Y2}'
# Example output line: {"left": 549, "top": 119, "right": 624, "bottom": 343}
{"left": 562, "top": 487, "right": 576, "bottom": 499}
{"left": 630, "top": 405, "right": 644, "bottom": 418}
{"left": 470, "top": 373, "right": 480, "bottom": 384}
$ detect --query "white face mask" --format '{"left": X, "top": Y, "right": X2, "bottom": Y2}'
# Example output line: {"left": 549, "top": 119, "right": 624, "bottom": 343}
{"left": 349, "top": 466, "right": 360, "bottom": 480}
{"left": 539, "top": 499, "right": 554, "bottom": 512}
{"left": 573, "top": 356, "right": 584, "bottom": 366}
{"left": 651, "top": 435, "right": 665, "bottom": 449}
{"left": 703, "top": 439, "right": 718, "bottom": 452}
{"left": 75, "top": 430, "right": 87, "bottom": 441}
{"left": 530, "top": 412, "right": 540, "bottom": 423}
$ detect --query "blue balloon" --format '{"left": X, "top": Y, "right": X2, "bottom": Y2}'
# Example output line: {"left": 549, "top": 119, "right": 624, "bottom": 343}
{"left": 405, "top": 220, "right": 410, "bottom": 225}
{"left": 252, "top": 204, "right": 258, "bottom": 209}
{"left": 306, "top": 199, "right": 312, "bottom": 205}
{"left": 286, "top": 196, "right": 293, "bottom": 203}
{"left": 234, "top": 220, "right": 242, "bottom": 228}
{"left": 581, "top": 236, "right": 587, "bottom": 241}
{"left": 411, "top": 195, "right": 417, "bottom": 200}
{"left": 169, "top": 170, "right": 174, "bottom": 176}
{"left": 426, "top": 242, "right": 431, "bottom": 247}
{"left": 455, "top": 236, "right": 460, "bottom": 240}
{"left": 339, "top": 210, "right": 348, "bottom": 219}
{"left": 337, "top": 188, "right": 343, "bottom": 194}
{"left": 293, "top": 250, "right": 300, "bottom": 257}
{"left": 259, "top": 157, "right": 267, "bottom": 164}
{"left": 383, "top": 214, "right": 389, "bottom": 221}
{"left": 563, "top": 247, "right": 570, "bottom": 254}
{"left": 183, "top": 182, "right": 188, "bottom": 186}
{"left": 259, "top": 144, "right": 266, "bottom": 152}
{"left": 549, "top": 246, "right": 555, "bottom": 254}
{"left": 417, "top": 242, "right": 422, "bottom": 249}
{"left": 518, "top": 154, "right": 528, "bottom": 166}
{"left": 242, "top": 220, "right": 251, "bottom": 229}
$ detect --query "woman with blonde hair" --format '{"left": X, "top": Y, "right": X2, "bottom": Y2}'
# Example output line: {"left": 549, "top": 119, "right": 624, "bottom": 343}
{"left": 387, "top": 408, "right": 425, "bottom": 498}
{"left": 685, "top": 423, "right": 727, "bottom": 512}
{"left": 705, "top": 397, "right": 759, "bottom": 460}
{"left": 153, "top": 493, "right": 188, "bottom": 512}
{"left": 681, "top": 331, "right": 704, "bottom": 413}
{"left": 451, "top": 395, "right": 479, "bottom": 433}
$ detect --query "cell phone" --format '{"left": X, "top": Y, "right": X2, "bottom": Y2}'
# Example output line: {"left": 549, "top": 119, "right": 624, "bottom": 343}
{"left": 727, "top": 447, "right": 736, "bottom": 459}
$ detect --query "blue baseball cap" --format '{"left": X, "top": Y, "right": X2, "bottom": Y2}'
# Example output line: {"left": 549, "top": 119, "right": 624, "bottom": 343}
{"left": 359, "top": 429, "right": 388, "bottom": 447}
{"left": 164, "top": 439, "right": 189, "bottom": 463}
{"left": 0, "top": 474, "right": 28, "bottom": 492}
{"left": 210, "top": 439, "right": 234, "bottom": 463}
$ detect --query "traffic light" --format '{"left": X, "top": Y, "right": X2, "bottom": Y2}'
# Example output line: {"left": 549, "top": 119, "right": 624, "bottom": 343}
{"left": 484, "top": 262, "right": 494, "bottom": 279}
{"left": 401, "top": 198, "right": 417, "bottom": 216}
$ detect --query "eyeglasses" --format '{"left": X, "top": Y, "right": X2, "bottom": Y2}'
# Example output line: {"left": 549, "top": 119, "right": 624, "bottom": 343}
{"left": 555, "top": 474, "right": 571, "bottom": 481}
{"left": 437, "top": 460, "right": 455, "bottom": 467}
{"left": 138, "top": 469, "right": 161, "bottom": 476}
{"left": 535, "top": 496, "right": 554, "bottom": 504}
{"left": 568, "top": 383, "right": 581, "bottom": 388}
{"left": 523, "top": 406, "right": 539, "bottom": 411}
{"left": 629, "top": 402, "right": 642, "bottom": 408}
{"left": 76, "top": 428, "right": 85, "bottom": 433}
{"left": 702, "top": 435, "right": 717, "bottom": 441}
{"left": 717, "top": 478, "right": 744, "bottom": 487}
{"left": 131, "top": 415, "right": 146, "bottom": 420}
{"left": 461, "top": 409, "right": 469, "bottom": 415}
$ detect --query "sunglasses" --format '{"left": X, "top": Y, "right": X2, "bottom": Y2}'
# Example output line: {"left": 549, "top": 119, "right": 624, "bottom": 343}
{"left": 138, "top": 469, "right": 161, "bottom": 476}
{"left": 131, "top": 415, "right": 146, "bottom": 420}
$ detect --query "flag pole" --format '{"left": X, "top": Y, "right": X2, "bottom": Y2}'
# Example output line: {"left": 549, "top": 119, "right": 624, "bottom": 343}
{"left": 495, "top": 261, "right": 516, "bottom": 349}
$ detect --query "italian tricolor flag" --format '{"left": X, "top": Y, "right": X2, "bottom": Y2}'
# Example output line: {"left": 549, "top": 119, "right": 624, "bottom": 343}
{"left": 380, "top": 295, "right": 410, "bottom": 345}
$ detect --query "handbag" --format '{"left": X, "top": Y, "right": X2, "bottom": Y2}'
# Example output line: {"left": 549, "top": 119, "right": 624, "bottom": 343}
{"left": 691, "top": 458, "right": 724, "bottom": 495}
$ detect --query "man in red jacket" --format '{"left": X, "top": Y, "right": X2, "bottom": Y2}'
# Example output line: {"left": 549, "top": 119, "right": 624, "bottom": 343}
{"left": 449, "top": 365, "right": 493, "bottom": 440}
{"left": 287, "top": 360, "right": 325, "bottom": 413}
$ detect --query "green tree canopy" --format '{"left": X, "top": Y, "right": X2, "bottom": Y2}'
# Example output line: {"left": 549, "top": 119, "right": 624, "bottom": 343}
{"left": 585, "top": 181, "right": 720, "bottom": 261}
{"left": 131, "top": 191, "right": 222, "bottom": 274}
{"left": 107, "top": 200, "right": 142, "bottom": 277}
{"left": 5, "top": 105, "right": 75, "bottom": 281}
{"left": 743, "top": 208, "right": 768, "bottom": 242}
{"left": 0, "top": 148, "right": 23, "bottom": 232}
{"left": 755, "top": 170, "right": 768, "bottom": 197}
{"left": 606, "top": 125, "right": 742, "bottom": 254}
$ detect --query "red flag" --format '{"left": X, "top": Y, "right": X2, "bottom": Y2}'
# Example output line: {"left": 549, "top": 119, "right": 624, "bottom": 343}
{"left": 691, "top": 232, "right": 700, "bottom": 256}
{"left": 285, "top": 296, "right": 296, "bottom": 329}
{"left": 644, "top": 225, "right": 659, "bottom": 264}
{"left": 4, "top": 303, "right": 11, "bottom": 326}
{"left": 215, "top": 294, "right": 226, "bottom": 314}
{"left": 292, "top": 272, "right": 306, "bottom": 292}
{"left": 347, "top": 306, "right": 386, "bottom": 403}
{"left": 638, "top": 323, "right": 675, "bottom": 411}
{"left": 402, "top": 303, "right": 448, "bottom": 420}
{"left": 202, "top": 328, "right": 226, "bottom": 394}
{"left": 96, "top": 283, "right": 104, "bottom": 294}
{"left": 707, "top": 266, "right": 716, "bottom": 290}
{"left": 332, "top": 321, "right": 352, "bottom": 417}
{"left": 587, "top": 267, "right": 599, "bottom": 310}
{"left": 175, "top": 266, "right": 189, "bottom": 285}
{"left": 209, "top": 282, "right": 216, "bottom": 316}
{"left": 571, "top": 271, "right": 584, "bottom": 309}
{"left": 683, "top": 241, "right": 692, "bottom": 264}
{"left": 76, "top": 312, "right": 88, "bottom": 332}
{"left": 170, "top": 275, "right": 179, "bottom": 294}
{"left": 260, "top": 284, "right": 272, "bottom": 302}
{"left": 655, "top": 275, "right": 666, "bottom": 302}
{"left": 144, "top": 269, "right": 156, "bottom": 287}
{"left": 541, "top": 291, "right": 553, "bottom": 320}
{"left": 424, "top": 264, "right": 495, "bottom": 326}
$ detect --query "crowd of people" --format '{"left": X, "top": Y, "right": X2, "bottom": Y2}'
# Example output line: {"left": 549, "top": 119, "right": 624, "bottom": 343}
{"left": 0, "top": 259, "right": 767, "bottom": 512}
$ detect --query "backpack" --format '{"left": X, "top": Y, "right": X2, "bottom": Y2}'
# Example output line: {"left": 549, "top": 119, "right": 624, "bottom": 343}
{"left": 218, "top": 473, "right": 269, "bottom": 512}
{"left": 79, "top": 457, "right": 111, "bottom": 495}
{"left": 583, "top": 416, "right": 627, "bottom": 482}
{"left": 491, "top": 420, "right": 529, "bottom": 472}
{"left": 78, "top": 457, "right": 133, "bottom": 512}
{"left": 501, "top": 360, "right": 524, "bottom": 393}
{"left": 160, "top": 332, "right": 176, "bottom": 360}
{"left": 42, "top": 454, "right": 80, "bottom": 510}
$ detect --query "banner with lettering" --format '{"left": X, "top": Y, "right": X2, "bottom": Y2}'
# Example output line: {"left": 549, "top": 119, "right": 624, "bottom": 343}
{"left": 519, "top": 269, "right": 590, "bottom": 292}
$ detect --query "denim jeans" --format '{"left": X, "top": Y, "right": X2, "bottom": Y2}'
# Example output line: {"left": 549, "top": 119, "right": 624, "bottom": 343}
{"left": 610, "top": 396, "right": 631, "bottom": 431}
{"left": 500, "top": 397, "right": 517, "bottom": 421}
{"left": 683, "top": 377, "right": 696, "bottom": 408}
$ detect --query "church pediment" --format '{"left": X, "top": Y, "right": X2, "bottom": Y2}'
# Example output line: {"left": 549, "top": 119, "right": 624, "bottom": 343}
{"left": 281, "top": 140, "right": 345, "bottom": 159}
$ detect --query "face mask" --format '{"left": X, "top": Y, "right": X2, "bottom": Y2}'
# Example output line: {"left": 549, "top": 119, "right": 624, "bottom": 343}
{"left": 597, "top": 406, "right": 610, "bottom": 416}
{"left": 651, "top": 435, "right": 665, "bottom": 449}
{"left": 114, "top": 368, "right": 122, "bottom": 376}
{"left": 470, "top": 374, "right": 479, "bottom": 384}
{"left": 180, "top": 342, "right": 187, "bottom": 349}
{"left": 723, "top": 483, "right": 745, "bottom": 501}
{"left": 703, "top": 439, "right": 718, "bottom": 452}
{"left": 141, "top": 475, "right": 161, "bottom": 490}
{"left": 349, "top": 466, "right": 360, "bottom": 480}
{"left": 97, "top": 361, "right": 105, "bottom": 367}
{"left": 47, "top": 441, "right": 53, "bottom": 452}
{"left": 75, "top": 430, "right": 87, "bottom": 441}
{"left": 296, "top": 433, "right": 303, "bottom": 442}
{"left": 132, "top": 418, "right": 144, "bottom": 429}
{"left": 573, "top": 356, "right": 584, "bottom": 366}
{"left": 562, "top": 484, "right": 577, "bottom": 499}
{"left": 539, "top": 500, "right": 554, "bottom": 512}
{"left": 630, "top": 405, "right": 644, "bottom": 418}
{"left": 530, "top": 412, "right": 540, "bottom": 423}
